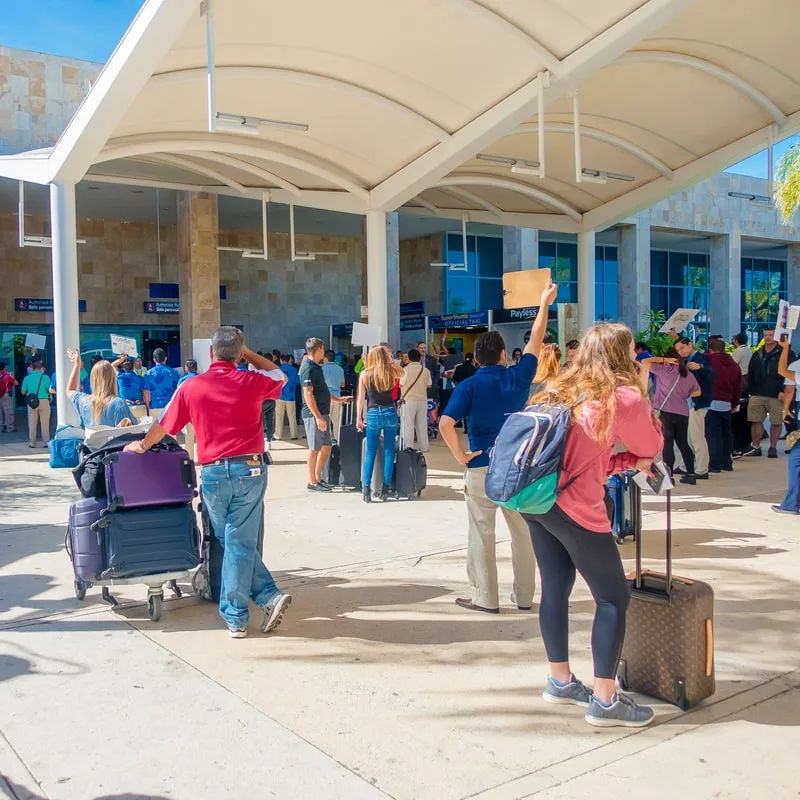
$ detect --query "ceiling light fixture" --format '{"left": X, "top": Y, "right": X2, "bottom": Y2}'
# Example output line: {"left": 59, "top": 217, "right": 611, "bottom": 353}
{"left": 430, "top": 213, "right": 469, "bottom": 272}
{"left": 17, "top": 181, "right": 86, "bottom": 248}
{"left": 728, "top": 191, "right": 770, "bottom": 204}
{"left": 477, "top": 153, "right": 544, "bottom": 179}
{"left": 215, "top": 112, "right": 309, "bottom": 136}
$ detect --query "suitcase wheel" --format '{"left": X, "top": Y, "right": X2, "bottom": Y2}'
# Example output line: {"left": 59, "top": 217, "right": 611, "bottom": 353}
{"left": 147, "top": 594, "right": 162, "bottom": 622}
{"left": 74, "top": 581, "right": 87, "bottom": 601}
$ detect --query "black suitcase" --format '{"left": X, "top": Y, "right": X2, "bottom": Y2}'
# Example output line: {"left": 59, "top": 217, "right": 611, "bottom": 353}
{"left": 322, "top": 402, "right": 344, "bottom": 486}
{"left": 395, "top": 448, "right": 427, "bottom": 498}
{"left": 618, "top": 491, "right": 715, "bottom": 709}
{"left": 196, "top": 491, "right": 265, "bottom": 603}
{"left": 97, "top": 506, "right": 200, "bottom": 579}
{"left": 338, "top": 402, "right": 363, "bottom": 487}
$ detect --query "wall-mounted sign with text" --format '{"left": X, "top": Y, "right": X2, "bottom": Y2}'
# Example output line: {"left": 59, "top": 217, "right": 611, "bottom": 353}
{"left": 143, "top": 301, "right": 180, "bottom": 314}
{"left": 15, "top": 298, "right": 86, "bottom": 313}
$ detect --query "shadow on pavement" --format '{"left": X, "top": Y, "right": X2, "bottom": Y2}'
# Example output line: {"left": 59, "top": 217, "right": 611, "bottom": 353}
{"left": 0, "top": 780, "right": 172, "bottom": 800}
{"left": 0, "top": 654, "right": 32, "bottom": 683}
{"left": 622, "top": 528, "right": 787, "bottom": 561}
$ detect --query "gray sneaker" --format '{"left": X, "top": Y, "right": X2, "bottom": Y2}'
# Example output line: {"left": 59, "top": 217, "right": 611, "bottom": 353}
{"left": 585, "top": 693, "right": 654, "bottom": 728}
{"left": 542, "top": 675, "right": 593, "bottom": 707}
{"left": 260, "top": 592, "right": 292, "bottom": 633}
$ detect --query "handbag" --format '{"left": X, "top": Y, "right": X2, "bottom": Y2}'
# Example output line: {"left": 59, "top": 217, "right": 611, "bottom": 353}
{"left": 26, "top": 373, "right": 44, "bottom": 409}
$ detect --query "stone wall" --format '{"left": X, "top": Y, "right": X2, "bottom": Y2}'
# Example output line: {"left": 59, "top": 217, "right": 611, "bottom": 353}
{"left": 0, "top": 47, "right": 100, "bottom": 154}
{"left": 643, "top": 173, "right": 800, "bottom": 241}
{"left": 0, "top": 211, "right": 363, "bottom": 350}
{"left": 218, "top": 228, "right": 363, "bottom": 350}
{"left": 399, "top": 234, "right": 443, "bottom": 314}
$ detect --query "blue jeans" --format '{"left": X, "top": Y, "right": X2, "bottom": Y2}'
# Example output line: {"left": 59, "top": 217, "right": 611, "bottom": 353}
{"left": 200, "top": 460, "right": 280, "bottom": 629}
{"left": 362, "top": 406, "right": 399, "bottom": 489}
{"left": 779, "top": 444, "right": 800, "bottom": 512}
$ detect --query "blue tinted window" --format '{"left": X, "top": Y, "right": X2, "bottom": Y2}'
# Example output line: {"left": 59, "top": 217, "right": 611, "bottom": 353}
{"left": 477, "top": 236, "right": 503, "bottom": 278}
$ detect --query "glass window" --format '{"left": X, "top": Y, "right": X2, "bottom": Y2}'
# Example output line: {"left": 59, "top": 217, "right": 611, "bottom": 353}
{"left": 651, "top": 250, "right": 668, "bottom": 285}
{"left": 538, "top": 241, "right": 556, "bottom": 268}
{"left": 651, "top": 287, "right": 668, "bottom": 313}
{"left": 477, "top": 236, "right": 503, "bottom": 278}
{"left": 668, "top": 251, "right": 688, "bottom": 285}
{"left": 446, "top": 233, "right": 477, "bottom": 276}
{"left": 479, "top": 278, "right": 503, "bottom": 310}
{"left": 445, "top": 275, "right": 477, "bottom": 314}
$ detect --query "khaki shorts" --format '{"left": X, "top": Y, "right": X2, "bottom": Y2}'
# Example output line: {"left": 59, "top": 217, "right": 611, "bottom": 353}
{"left": 747, "top": 395, "right": 783, "bottom": 425}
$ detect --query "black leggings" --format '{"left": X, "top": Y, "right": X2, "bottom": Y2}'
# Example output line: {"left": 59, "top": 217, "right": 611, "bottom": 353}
{"left": 659, "top": 410, "right": 694, "bottom": 474}
{"left": 526, "top": 505, "right": 630, "bottom": 679}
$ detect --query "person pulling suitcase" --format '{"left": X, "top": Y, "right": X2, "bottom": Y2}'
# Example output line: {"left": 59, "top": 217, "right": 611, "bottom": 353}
{"left": 123, "top": 327, "right": 291, "bottom": 640}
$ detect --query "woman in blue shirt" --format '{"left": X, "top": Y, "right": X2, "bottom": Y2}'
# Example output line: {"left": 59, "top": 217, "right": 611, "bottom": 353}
{"left": 66, "top": 349, "right": 135, "bottom": 428}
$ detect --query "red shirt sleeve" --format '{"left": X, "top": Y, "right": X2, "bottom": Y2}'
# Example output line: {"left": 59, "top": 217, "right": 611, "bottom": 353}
{"left": 613, "top": 387, "right": 663, "bottom": 460}
{"left": 159, "top": 385, "right": 190, "bottom": 435}
{"left": 251, "top": 372, "right": 283, "bottom": 401}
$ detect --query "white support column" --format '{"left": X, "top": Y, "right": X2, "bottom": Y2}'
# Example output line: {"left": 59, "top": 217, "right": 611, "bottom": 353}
{"left": 50, "top": 182, "right": 81, "bottom": 427}
{"left": 366, "top": 210, "right": 389, "bottom": 344}
{"left": 577, "top": 230, "right": 596, "bottom": 332}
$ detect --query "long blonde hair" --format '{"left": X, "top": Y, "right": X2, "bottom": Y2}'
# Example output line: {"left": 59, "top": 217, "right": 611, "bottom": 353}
{"left": 530, "top": 323, "right": 643, "bottom": 445}
{"left": 532, "top": 344, "right": 562, "bottom": 385}
{"left": 89, "top": 360, "right": 119, "bottom": 423}
{"left": 363, "top": 346, "right": 396, "bottom": 393}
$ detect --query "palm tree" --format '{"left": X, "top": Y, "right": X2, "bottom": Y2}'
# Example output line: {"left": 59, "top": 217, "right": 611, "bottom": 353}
{"left": 774, "top": 141, "right": 800, "bottom": 222}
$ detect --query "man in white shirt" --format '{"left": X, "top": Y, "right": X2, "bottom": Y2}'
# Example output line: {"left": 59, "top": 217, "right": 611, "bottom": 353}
{"left": 400, "top": 349, "right": 432, "bottom": 452}
{"left": 731, "top": 333, "right": 753, "bottom": 385}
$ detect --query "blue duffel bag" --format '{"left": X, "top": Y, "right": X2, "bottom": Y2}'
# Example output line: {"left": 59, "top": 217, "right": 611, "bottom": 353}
{"left": 48, "top": 425, "right": 84, "bottom": 468}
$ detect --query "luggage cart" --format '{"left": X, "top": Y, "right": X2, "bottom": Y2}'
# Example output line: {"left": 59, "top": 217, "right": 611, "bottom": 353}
{"left": 72, "top": 572, "right": 188, "bottom": 622}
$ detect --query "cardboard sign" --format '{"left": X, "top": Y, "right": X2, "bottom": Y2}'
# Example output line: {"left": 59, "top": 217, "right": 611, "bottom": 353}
{"left": 659, "top": 308, "right": 699, "bottom": 334}
{"left": 502, "top": 268, "right": 552, "bottom": 309}
{"left": 351, "top": 321, "right": 384, "bottom": 347}
{"left": 24, "top": 333, "right": 46, "bottom": 349}
{"left": 192, "top": 338, "right": 212, "bottom": 374}
{"left": 110, "top": 334, "right": 138, "bottom": 357}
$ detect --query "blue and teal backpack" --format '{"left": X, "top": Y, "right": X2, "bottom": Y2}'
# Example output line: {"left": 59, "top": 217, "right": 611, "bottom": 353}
{"left": 485, "top": 404, "right": 572, "bottom": 515}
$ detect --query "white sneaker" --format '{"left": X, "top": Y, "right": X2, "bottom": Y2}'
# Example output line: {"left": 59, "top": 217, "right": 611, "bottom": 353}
{"left": 228, "top": 628, "right": 248, "bottom": 639}
{"left": 260, "top": 593, "right": 292, "bottom": 633}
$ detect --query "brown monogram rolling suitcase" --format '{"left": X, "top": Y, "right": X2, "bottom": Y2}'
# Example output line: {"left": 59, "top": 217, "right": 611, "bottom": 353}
{"left": 618, "top": 491, "right": 715, "bottom": 710}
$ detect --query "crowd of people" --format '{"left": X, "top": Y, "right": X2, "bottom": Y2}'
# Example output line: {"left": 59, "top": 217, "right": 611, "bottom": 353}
{"left": 13, "top": 300, "right": 797, "bottom": 728}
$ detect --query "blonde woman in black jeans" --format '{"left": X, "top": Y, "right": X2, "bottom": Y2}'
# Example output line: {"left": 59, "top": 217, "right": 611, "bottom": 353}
{"left": 642, "top": 348, "right": 701, "bottom": 485}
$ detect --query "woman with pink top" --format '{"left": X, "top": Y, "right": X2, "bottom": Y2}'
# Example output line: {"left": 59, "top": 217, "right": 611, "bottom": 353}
{"left": 526, "top": 323, "right": 663, "bottom": 728}
{"left": 641, "top": 348, "right": 701, "bottom": 485}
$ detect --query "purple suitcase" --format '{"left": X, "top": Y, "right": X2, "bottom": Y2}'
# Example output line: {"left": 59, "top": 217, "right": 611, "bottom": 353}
{"left": 103, "top": 447, "right": 196, "bottom": 511}
{"left": 67, "top": 496, "right": 107, "bottom": 582}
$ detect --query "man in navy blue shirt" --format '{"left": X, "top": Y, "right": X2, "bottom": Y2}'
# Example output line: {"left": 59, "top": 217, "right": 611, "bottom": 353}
{"left": 275, "top": 353, "right": 300, "bottom": 440}
{"left": 440, "top": 281, "right": 558, "bottom": 614}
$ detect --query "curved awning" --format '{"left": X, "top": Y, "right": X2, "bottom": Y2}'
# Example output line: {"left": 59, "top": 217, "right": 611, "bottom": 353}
{"left": 2, "top": 0, "right": 798, "bottom": 232}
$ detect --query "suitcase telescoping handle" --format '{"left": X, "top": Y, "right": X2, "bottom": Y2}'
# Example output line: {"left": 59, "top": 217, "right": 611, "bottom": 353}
{"left": 634, "top": 487, "right": 672, "bottom": 596}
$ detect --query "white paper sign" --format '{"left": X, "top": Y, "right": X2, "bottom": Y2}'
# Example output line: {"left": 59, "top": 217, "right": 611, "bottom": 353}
{"left": 293, "top": 348, "right": 305, "bottom": 363}
{"left": 659, "top": 308, "right": 699, "bottom": 334}
{"left": 192, "top": 338, "right": 212, "bottom": 374}
{"left": 776, "top": 299, "right": 792, "bottom": 339}
{"left": 789, "top": 305, "right": 800, "bottom": 332}
{"left": 351, "top": 321, "right": 384, "bottom": 347}
{"left": 25, "top": 333, "right": 46, "bottom": 349}
{"left": 110, "top": 334, "right": 138, "bottom": 357}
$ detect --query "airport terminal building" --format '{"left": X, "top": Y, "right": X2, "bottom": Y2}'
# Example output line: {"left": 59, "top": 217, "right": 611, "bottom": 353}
{"left": 2, "top": 41, "right": 799, "bottom": 395}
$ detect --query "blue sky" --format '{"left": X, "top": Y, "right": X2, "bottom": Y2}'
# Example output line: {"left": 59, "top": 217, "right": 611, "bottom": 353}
{"left": 1, "top": 0, "right": 796, "bottom": 178}
{"left": 1, "top": 0, "right": 142, "bottom": 63}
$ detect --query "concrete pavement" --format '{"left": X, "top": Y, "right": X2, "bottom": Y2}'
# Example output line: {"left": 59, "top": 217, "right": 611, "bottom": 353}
{"left": 1, "top": 430, "right": 799, "bottom": 800}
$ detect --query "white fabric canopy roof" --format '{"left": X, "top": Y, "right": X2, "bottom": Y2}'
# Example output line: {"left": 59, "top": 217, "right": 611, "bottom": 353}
{"left": 2, "top": 0, "right": 798, "bottom": 232}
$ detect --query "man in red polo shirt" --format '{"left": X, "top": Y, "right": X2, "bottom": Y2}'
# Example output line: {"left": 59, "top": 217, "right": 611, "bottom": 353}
{"left": 124, "top": 326, "right": 289, "bottom": 639}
